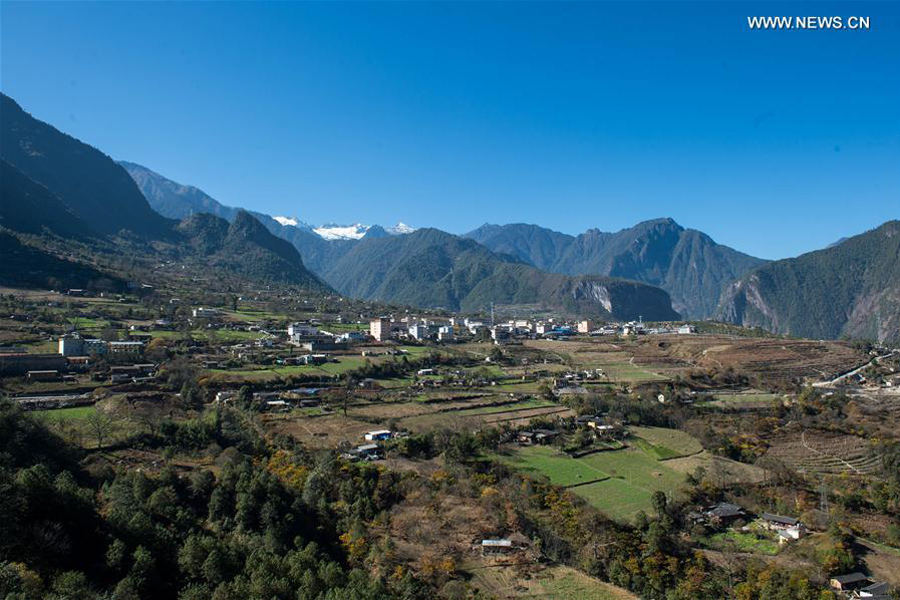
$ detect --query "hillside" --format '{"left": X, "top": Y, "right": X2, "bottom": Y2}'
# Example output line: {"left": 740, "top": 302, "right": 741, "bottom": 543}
{"left": 118, "top": 161, "right": 241, "bottom": 222}
{"left": 716, "top": 221, "right": 900, "bottom": 342}
{"left": 0, "top": 231, "right": 124, "bottom": 291}
{"left": 0, "top": 94, "right": 174, "bottom": 238}
{"left": 320, "top": 228, "right": 679, "bottom": 319}
{"left": 176, "top": 211, "right": 329, "bottom": 289}
{"left": 120, "top": 160, "right": 358, "bottom": 273}
{"left": 467, "top": 219, "right": 765, "bottom": 318}
{"left": 0, "top": 159, "right": 94, "bottom": 240}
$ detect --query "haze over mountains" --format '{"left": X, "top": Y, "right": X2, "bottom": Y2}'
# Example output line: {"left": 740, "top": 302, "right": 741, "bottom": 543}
{"left": 2, "top": 92, "right": 898, "bottom": 341}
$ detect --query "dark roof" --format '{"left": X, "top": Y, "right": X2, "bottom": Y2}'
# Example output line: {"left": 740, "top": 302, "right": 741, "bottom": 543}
{"left": 860, "top": 582, "right": 890, "bottom": 594}
{"left": 831, "top": 572, "right": 869, "bottom": 585}
{"left": 761, "top": 513, "right": 799, "bottom": 526}
{"left": 707, "top": 503, "right": 744, "bottom": 518}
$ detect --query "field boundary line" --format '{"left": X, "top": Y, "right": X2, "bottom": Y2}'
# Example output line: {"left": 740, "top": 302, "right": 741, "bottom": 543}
{"left": 483, "top": 407, "right": 571, "bottom": 424}
{"left": 563, "top": 477, "right": 611, "bottom": 489}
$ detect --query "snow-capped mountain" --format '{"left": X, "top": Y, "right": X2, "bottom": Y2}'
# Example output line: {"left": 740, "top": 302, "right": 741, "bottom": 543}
{"left": 388, "top": 222, "right": 416, "bottom": 235}
{"left": 313, "top": 223, "right": 371, "bottom": 240}
{"left": 273, "top": 215, "right": 301, "bottom": 227}
{"left": 312, "top": 222, "right": 416, "bottom": 240}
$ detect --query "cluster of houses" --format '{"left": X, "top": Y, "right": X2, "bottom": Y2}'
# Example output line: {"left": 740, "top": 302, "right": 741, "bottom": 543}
{"left": 692, "top": 502, "right": 809, "bottom": 545}
{"left": 0, "top": 332, "right": 148, "bottom": 381}
{"left": 214, "top": 388, "right": 324, "bottom": 412}
{"left": 341, "top": 429, "right": 395, "bottom": 461}
{"left": 515, "top": 414, "right": 625, "bottom": 448}
{"left": 366, "top": 315, "right": 698, "bottom": 345}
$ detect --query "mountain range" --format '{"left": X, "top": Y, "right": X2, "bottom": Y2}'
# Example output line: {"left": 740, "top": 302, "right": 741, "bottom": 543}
{"left": 466, "top": 221, "right": 766, "bottom": 319}
{"left": 117, "top": 161, "right": 682, "bottom": 319}
{"left": 117, "top": 152, "right": 900, "bottom": 340}
{"left": 2, "top": 92, "right": 898, "bottom": 340}
{"left": 716, "top": 221, "right": 900, "bottom": 341}
{"left": 0, "top": 93, "right": 326, "bottom": 291}
{"left": 314, "top": 227, "right": 680, "bottom": 319}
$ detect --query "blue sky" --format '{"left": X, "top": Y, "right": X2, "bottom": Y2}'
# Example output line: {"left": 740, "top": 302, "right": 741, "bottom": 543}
{"left": 1, "top": 1, "right": 898, "bottom": 259}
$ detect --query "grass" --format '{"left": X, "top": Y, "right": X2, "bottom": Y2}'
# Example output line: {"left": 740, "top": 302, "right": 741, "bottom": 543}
{"left": 34, "top": 405, "right": 97, "bottom": 420}
{"left": 207, "top": 356, "right": 368, "bottom": 381}
{"left": 494, "top": 381, "right": 543, "bottom": 393}
{"left": 397, "top": 345, "right": 433, "bottom": 356}
{"left": 502, "top": 441, "right": 689, "bottom": 522}
{"left": 457, "top": 398, "right": 557, "bottom": 416}
{"left": 630, "top": 426, "right": 703, "bottom": 457}
{"left": 575, "top": 478, "right": 660, "bottom": 522}
{"left": 632, "top": 438, "right": 683, "bottom": 460}
{"left": 538, "top": 567, "right": 637, "bottom": 599}
{"left": 707, "top": 531, "right": 780, "bottom": 556}
{"left": 24, "top": 340, "right": 59, "bottom": 353}
{"left": 498, "top": 446, "right": 609, "bottom": 487}
{"left": 144, "top": 329, "right": 267, "bottom": 341}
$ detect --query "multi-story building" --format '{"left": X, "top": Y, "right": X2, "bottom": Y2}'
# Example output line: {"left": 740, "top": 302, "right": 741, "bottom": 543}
{"left": 369, "top": 318, "right": 392, "bottom": 342}
{"left": 577, "top": 320, "right": 595, "bottom": 334}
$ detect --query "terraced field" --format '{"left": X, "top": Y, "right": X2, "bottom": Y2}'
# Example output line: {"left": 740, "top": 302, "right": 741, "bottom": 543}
{"left": 500, "top": 434, "right": 690, "bottom": 521}
{"left": 498, "top": 446, "right": 609, "bottom": 487}
{"left": 764, "top": 431, "right": 880, "bottom": 476}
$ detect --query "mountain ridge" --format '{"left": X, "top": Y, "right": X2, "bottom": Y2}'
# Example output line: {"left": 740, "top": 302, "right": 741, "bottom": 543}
{"left": 0, "top": 94, "right": 175, "bottom": 239}
{"left": 466, "top": 219, "right": 766, "bottom": 318}
{"left": 716, "top": 220, "right": 900, "bottom": 342}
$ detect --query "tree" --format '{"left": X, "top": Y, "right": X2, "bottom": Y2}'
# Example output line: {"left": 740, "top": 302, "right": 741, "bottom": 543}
{"left": 85, "top": 410, "right": 115, "bottom": 449}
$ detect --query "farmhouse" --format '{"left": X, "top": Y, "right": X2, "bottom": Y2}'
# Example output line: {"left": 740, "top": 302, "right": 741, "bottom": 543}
{"left": 759, "top": 513, "right": 805, "bottom": 534}
{"left": 704, "top": 502, "right": 745, "bottom": 525}
{"left": 534, "top": 428, "right": 560, "bottom": 444}
{"left": 857, "top": 581, "right": 891, "bottom": 598}
{"left": 192, "top": 307, "right": 221, "bottom": 318}
{"left": 829, "top": 572, "right": 869, "bottom": 592}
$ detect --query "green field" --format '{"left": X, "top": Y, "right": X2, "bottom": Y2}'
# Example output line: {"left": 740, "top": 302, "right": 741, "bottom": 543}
{"left": 498, "top": 446, "right": 609, "bottom": 487}
{"left": 630, "top": 426, "right": 703, "bottom": 458}
{"left": 596, "top": 360, "right": 667, "bottom": 383}
{"left": 538, "top": 568, "right": 637, "bottom": 599}
{"left": 502, "top": 434, "right": 690, "bottom": 521}
{"left": 697, "top": 392, "right": 783, "bottom": 407}
{"left": 707, "top": 531, "right": 779, "bottom": 555}
{"left": 457, "top": 398, "right": 557, "bottom": 416}
{"left": 207, "top": 356, "right": 368, "bottom": 381}
{"left": 34, "top": 405, "right": 97, "bottom": 420}
{"left": 144, "top": 329, "right": 267, "bottom": 342}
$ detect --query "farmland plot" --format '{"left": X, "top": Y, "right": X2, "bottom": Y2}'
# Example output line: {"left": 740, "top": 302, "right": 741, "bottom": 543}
{"left": 764, "top": 431, "right": 880, "bottom": 476}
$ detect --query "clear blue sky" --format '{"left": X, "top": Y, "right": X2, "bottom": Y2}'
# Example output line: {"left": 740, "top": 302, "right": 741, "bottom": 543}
{"left": 2, "top": 1, "right": 898, "bottom": 259}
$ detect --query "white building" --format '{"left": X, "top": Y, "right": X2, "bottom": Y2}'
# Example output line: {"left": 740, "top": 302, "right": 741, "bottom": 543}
{"left": 288, "top": 323, "right": 320, "bottom": 338}
{"left": 438, "top": 325, "right": 454, "bottom": 341}
{"left": 408, "top": 323, "right": 431, "bottom": 340}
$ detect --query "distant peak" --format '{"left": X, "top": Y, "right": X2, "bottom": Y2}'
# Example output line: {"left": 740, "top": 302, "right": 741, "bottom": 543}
{"left": 388, "top": 221, "right": 416, "bottom": 235}
{"left": 273, "top": 215, "right": 300, "bottom": 227}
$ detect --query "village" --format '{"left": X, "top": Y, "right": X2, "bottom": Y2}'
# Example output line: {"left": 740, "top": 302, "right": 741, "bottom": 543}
{"left": 1, "top": 287, "right": 899, "bottom": 599}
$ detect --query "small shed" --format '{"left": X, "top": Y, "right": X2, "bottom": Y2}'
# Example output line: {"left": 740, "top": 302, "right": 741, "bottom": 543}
{"left": 481, "top": 539, "right": 513, "bottom": 556}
